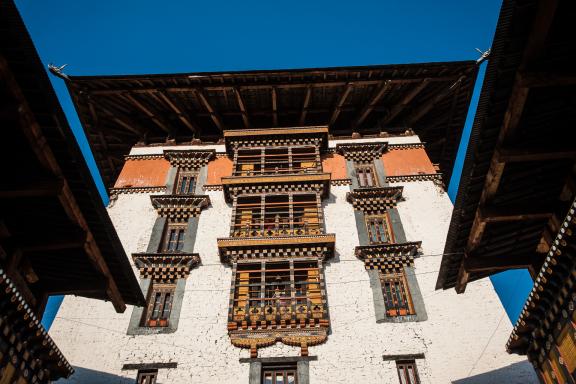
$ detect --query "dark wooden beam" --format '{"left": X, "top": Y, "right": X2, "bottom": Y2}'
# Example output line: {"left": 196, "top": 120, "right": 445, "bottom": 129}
{"left": 352, "top": 81, "right": 390, "bottom": 129}
{"left": 271, "top": 87, "right": 278, "bottom": 126}
{"left": 496, "top": 147, "right": 576, "bottom": 162}
{"left": 519, "top": 71, "right": 576, "bottom": 88}
{"left": 88, "top": 76, "right": 459, "bottom": 95}
{"left": 0, "top": 179, "right": 64, "bottom": 198}
{"left": 8, "top": 228, "right": 87, "bottom": 252}
{"left": 464, "top": 253, "right": 546, "bottom": 273}
{"left": 329, "top": 83, "right": 353, "bottom": 126}
{"left": 299, "top": 86, "right": 312, "bottom": 126}
{"left": 195, "top": 89, "right": 225, "bottom": 131}
{"left": 480, "top": 204, "right": 554, "bottom": 223}
{"left": 377, "top": 79, "right": 429, "bottom": 127}
{"left": 233, "top": 87, "right": 251, "bottom": 129}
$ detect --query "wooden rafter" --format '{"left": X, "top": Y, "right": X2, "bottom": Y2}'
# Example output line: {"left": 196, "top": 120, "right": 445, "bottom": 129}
{"left": 153, "top": 91, "right": 198, "bottom": 134}
{"left": 329, "top": 83, "right": 353, "bottom": 126}
{"left": 299, "top": 86, "right": 312, "bottom": 126}
{"left": 121, "top": 93, "right": 170, "bottom": 133}
{"left": 377, "top": 79, "right": 429, "bottom": 127}
{"left": 233, "top": 87, "right": 251, "bottom": 129}
{"left": 195, "top": 89, "right": 225, "bottom": 131}
{"left": 352, "top": 81, "right": 390, "bottom": 129}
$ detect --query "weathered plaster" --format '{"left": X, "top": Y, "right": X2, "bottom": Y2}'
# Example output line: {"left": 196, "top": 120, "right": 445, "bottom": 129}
{"left": 50, "top": 139, "right": 538, "bottom": 384}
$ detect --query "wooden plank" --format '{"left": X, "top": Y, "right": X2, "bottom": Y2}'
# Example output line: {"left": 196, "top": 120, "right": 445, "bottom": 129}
{"left": 328, "top": 83, "right": 353, "bottom": 126}
{"left": 496, "top": 147, "right": 576, "bottom": 162}
{"left": 87, "top": 76, "right": 459, "bottom": 95}
{"left": 480, "top": 204, "right": 554, "bottom": 223}
{"left": 464, "top": 253, "right": 546, "bottom": 273}
{"left": 0, "top": 179, "right": 64, "bottom": 197}
{"left": 10, "top": 228, "right": 87, "bottom": 252}
{"left": 519, "top": 71, "right": 576, "bottom": 88}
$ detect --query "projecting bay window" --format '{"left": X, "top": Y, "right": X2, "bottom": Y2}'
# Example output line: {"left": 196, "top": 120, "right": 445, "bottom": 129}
{"left": 142, "top": 283, "right": 175, "bottom": 327}
{"left": 234, "top": 146, "right": 320, "bottom": 176}
{"left": 175, "top": 171, "right": 196, "bottom": 194}
{"left": 365, "top": 214, "right": 393, "bottom": 244}
{"left": 232, "top": 194, "right": 321, "bottom": 238}
{"left": 262, "top": 363, "right": 298, "bottom": 384}
{"left": 396, "top": 360, "right": 420, "bottom": 384}
{"left": 355, "top": 162, "right": 379, "bottom": 187}
{"left": 161, "top": 223, "right": 186, "bottom": 252}
{"left": 233, "top": 261, "right": 324, "bottom": 322}
{"left": 380, "top": 271, "right": 415, "bottom": 317}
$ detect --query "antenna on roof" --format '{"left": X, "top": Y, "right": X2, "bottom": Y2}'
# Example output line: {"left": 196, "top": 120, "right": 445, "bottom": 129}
{"left": 475, "top": 48, "right": 491, "bottom": 65}
{"left": 48, "top": 63, "right": 69, "bottom": 80}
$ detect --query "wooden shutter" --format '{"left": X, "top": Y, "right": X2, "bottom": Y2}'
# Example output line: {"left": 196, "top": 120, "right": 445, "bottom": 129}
{"left": 558, "top": 327, "right": 576, "bottom": 373}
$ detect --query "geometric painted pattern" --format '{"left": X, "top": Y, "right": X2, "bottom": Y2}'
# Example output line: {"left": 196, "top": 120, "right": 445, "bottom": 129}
{"left": 346, "top": 186, "right": 404, "bottom": 213}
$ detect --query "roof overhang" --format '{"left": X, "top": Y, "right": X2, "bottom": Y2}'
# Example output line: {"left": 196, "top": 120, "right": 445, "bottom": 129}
{"left": 59, "top": 61, "right": 479, "bottom": 188}
{"left": 436, "top": 0, "right": 576, "bottom": 292}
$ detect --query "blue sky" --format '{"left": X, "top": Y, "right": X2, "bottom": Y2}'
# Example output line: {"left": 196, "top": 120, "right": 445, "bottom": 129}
{"left": 13, "top": 0, "right": 532, "bottom": 328}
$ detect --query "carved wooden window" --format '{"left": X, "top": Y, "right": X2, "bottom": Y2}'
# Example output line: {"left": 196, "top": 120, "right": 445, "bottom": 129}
{"left": 365, "top": 214, "right": 393, "bottom": 244}
{"left": 355, "top": 162, "right": 378, "bottom": 187}
{"left": 232, "top": 194, "right": 320, "bottom": 238}
{"left": 142, "top": 282, "right": 175, "bottom": 327}
{"left": 262, "top": 363, "right": 298, "bottom": 384}
{"left": 175, "top": 170, "right": 195, "bottom": 194}
{"left": 235, "top": 146, "right": 319, "bottom": 176}
{"left": 137, "top": 369, "right": 158, "bottom": 384}
{"left": 161, "top": 223, "right": 186, "bottom": 252}
{"left": 396, "top": 360, "right": 420, "bottom": 384}
{"left": 233, "top": 261, "right": 323, "bottom": 319}
{"left": 380, "top": 271, "right": 415, "bottom": 317}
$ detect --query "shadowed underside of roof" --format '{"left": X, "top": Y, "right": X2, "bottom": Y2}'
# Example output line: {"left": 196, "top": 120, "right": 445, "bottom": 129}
{"left": 63, "top": 61, "right": 478, "bottom": 188}
{"left": 437, "top": 0, "right": 576, "bottom": 291}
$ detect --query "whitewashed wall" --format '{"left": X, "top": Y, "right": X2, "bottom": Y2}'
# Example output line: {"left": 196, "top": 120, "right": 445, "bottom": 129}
{"left": 50, "top": 139, "right": 538, "bottom": 383}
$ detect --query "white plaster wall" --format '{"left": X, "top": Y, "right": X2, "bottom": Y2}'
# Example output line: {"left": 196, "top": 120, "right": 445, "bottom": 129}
{"left": 50, "top": 139, "right": 538, "bottom": 384}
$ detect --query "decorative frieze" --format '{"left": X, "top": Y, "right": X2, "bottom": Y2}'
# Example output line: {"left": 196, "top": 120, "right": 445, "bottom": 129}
{"left": 385, "top": 174, "right": 442, "bottom": 183}
{"left": 217, "top": 234, "right": 336, "bottom": 264}
{"left": 507, "top": 198, "right": 576, "bottom": 367}
{"left": 346, "top": 187, "right": 404, "bottom": 213}
{"left": 132, "top": 253, "right": 201, "bottom": 281}
{"left": 355, "top": 242, "right": 421, "bottom": 272}
{"left": 335, "top": 142, "right": 388, "bottom": 162}
{"left": 388, "top": 143, "right": 426, "bottom": 150}
{"left": 124, "top": 154, "right": 165, "bottom": 161}
{"left": 109, "top": 186, "right": 167, "bottom": 199}
{"left": 150, "top": 195, "right": 211, "bottom": 221}
{"left": 0, "top": 269, "right": 73, "bottom": 382}
{"left": 164, "top": 149, "right": 215, "bottom": 169}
